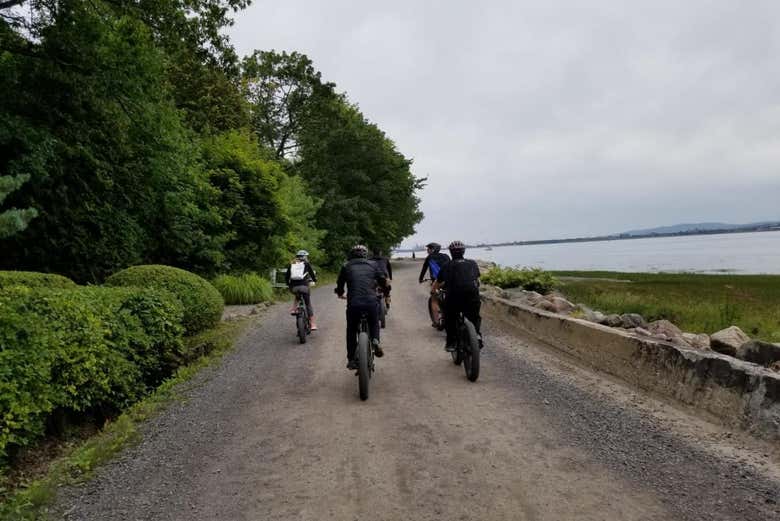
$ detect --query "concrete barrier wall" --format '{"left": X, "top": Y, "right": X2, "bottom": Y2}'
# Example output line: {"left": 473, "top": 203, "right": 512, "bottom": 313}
{"left": 482, "top": 294, "right": 780, "bottom": 441}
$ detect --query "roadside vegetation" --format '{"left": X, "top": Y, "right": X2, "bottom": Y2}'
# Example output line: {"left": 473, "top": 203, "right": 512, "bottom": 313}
{"left": 0, "top": 0, "right": 423, "bottom": 515}
{"left": 553, "top": 271, "right": 780, "bottom": 342}
{"left": 481, "top": 266, "right": 558, "bottom": 294}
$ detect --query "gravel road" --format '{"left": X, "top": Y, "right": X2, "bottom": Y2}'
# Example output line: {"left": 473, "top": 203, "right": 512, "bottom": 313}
{"left": 54, "top": 262, "right": 780, "bottom": 520}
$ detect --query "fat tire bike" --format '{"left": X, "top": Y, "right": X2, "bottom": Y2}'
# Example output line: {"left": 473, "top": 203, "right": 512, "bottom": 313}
{"left": 378, "top": 289, "right": 388, "bottom": 329}
{"left": 427, "top": 286, "right": 445, "bottom": 331}
{"left": 450, "top": 312, "right": 480, "bottom": 382}
{"left": 355, "top": 313, "right": 375, "bottom": 400}
{"left": 293, "top": 292, "right": 311, "bottom": 344}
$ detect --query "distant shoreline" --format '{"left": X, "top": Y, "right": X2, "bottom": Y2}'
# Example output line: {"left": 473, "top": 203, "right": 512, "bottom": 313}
{"left": 397, "top": 225, "right": 780, "bottom": 253}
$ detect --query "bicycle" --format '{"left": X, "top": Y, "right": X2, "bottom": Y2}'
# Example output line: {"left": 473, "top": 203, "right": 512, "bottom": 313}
{"left": 293, "top": 292, "right": 311, "bottom": 344}
{"left": 355, "top": 312, "right": 374, "bottom": 400}
{"left": 449, "top": 311, "right": 480, "bottom": 382}
{"left": 424, "top": 280, "right": 445, "bottom": 331}
{"left": 378, "top": 287, "right": 388, "bottom": 329}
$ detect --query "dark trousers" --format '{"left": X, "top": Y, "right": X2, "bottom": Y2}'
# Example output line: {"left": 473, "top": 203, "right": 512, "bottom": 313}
{"left": 444, "top": 293, "right": 481, "bottom": 344}
{"left": 291, "top": 285, "right": 313, "bottom": 316}
{"left": 346, "top": 302, "right": 380, "bottom": 360}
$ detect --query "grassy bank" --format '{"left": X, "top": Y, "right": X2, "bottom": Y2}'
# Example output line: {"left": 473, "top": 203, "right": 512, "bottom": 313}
{"left": 0, "top": 319, "right": 250, "bottom": 521}
{"left": 553, "top": 271, "right": 780, "bottom": 342}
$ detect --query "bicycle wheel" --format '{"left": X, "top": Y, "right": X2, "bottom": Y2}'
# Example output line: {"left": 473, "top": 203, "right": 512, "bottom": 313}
{"left": 379, "top": 298, "right": 387, "bottom": 328}
{"left": 296, "top": 312, "right": 307, "bottom": 344}
{"left": 357, "top": 331, "right": 370, "bottom": 400}
{"left": 451, "top": 344, "right": 462, "bottom": 365}
{"left": 462, "top": 319, "right": 480, "bottom": 382}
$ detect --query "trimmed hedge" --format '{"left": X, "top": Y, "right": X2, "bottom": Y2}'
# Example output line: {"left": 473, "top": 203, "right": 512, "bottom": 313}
{"left": 212, "top": 273, "right": 273, "bottom": 305}
{"left": 0, "top": 286, "right": 184, "bottom": 462}
{"left": 105, "top": 265, "right": 224, "bottom": 334}
{"left": 0, "top": 271, "right": 76, "bottom": 290}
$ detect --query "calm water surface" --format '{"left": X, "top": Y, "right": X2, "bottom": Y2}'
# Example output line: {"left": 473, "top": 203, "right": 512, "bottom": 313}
{"left": 404, "top": 231, "right": 780, "bottom": 274}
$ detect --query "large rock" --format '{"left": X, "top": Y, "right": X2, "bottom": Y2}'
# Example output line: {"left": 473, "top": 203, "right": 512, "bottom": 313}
{"left": 736, "top": 340, "right": 780, "bottom": 366}
{"left": 647, "top": 320, "right": 683, "bottom": 338}
{"left": 604, "top": 314, "right": 623, "bottom": 327}
{"left": 620, "top": 313, "right": 647, "bottom": 329}
{"left": 533, "top": 295, "right": 575, "bottom": 314}
{"left": 710, "top": 326, "right": 751, "bottom": 357}
{"left": 576, "top": 305, "right": 606, "bottom": 324}
{"left": 682, "top": 332, "right": 711, "bottom": 350}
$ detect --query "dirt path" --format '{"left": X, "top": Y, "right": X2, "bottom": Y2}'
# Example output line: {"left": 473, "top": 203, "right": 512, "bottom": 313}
{"left": 55, "top": 263, "right": 780, "bottom": 520}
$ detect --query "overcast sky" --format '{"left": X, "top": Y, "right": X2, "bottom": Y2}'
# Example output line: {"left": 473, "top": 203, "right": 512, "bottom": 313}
{"left": 229, "top": 0, "right": 780, "bottom": 247}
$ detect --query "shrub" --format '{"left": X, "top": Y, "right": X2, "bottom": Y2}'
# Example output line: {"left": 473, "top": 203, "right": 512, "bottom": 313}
{"left": 0, "top": 286, "right": 184, "bottom": 462}
{"left": 0, "top": 271, "right": 76, "bottom": 290}
{"left": 105, "top": 265, "right": 223, "bottom": 334}
{"left": 482, "top": 266, "right": 557, "bottom": 294}
{"left": 212, "top": 273, "right": 273, "bottom": 305}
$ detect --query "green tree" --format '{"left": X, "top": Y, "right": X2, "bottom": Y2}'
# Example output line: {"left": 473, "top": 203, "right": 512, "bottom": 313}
{"left": 0, "top": 173, "right": 36, "bottom": 238}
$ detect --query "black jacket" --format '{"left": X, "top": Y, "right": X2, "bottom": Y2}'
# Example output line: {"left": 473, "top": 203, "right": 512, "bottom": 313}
{"left": 370, "top": 255, "right": 392, "bottom": 279}
{"left": 419, "top": 252, "right": 451, "bottom": 283}
{"left": 285, "top": 260, "right": 317, "bottom": 288}
{"left": 436, "top": 258, "right": 480, "bottom": 298}
{"left": 336, "top": 258, "right": 386, "bottom": 306}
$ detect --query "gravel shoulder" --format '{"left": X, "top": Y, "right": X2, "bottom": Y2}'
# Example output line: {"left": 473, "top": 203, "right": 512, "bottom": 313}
{"left": 53, "top": 263, "right": 780, "bottom": 520}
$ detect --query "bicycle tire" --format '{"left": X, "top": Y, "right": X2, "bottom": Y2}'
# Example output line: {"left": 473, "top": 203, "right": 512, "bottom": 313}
{"left": 462, "top": 319, "right": 480, "bottom": 382}
{"left": 451, "top": 346, "right": 462, "bottom": 365}
{"left": 379, "top": 298, "right": 387, "bottom": 328}
{"left": 357, "top": 332, "right": 370, "bottom": 400}
{"left": 296, "top": 312, "right": 307, "bottom": 344}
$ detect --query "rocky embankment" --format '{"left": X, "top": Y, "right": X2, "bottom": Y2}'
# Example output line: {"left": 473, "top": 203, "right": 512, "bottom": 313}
{"left": 483, "top": 285, "right": 780, "bottom": 372}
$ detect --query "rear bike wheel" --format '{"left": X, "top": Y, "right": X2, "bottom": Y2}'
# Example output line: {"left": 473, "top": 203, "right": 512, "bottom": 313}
{"left": 296, "top": 310, "right": 307, "bottom": 344}
{"left": 379, "top": 298, "right": 387, "bottom": 328}
{"left": 462, "top": 319, "right": 480, "bottom": 382}
{"left": 357, "top": 331, "right": 370, "bottom": 400}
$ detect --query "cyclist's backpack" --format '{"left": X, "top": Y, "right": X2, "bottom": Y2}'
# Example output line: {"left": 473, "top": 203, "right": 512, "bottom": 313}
{"left": 446, "top": 259, "right": 480, "bottom": 295}
{"left": 290, "top": 261, "right": 306, "bottom": 281}
{"left": 429, "top": 259, "right": 441, "bottom": 279}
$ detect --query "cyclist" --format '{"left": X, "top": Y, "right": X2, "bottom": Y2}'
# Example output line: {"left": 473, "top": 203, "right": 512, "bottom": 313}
{"left": 336, "top": 244, "right": 387, "bottom": 370}
{"left": 418, "top": 242, "right": 450, "bottom": 326}
{"left": 285, "top": 250, "right": 318, "bottom": 330}
{"left": 433, "top": 240, "right": 483, "bottom": 352}
{"left": 370, "top": 247, "right": 392, "bottom": 307}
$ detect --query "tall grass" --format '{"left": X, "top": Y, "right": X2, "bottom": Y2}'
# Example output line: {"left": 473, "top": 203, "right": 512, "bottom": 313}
{"left": 212, "top": 273, "right": 273, "bottom": 305}
{"left": 554, "top": 271, "right": 780, "bottom": 341}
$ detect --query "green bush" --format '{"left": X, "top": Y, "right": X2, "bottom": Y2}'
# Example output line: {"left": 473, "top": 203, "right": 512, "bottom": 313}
{"left": 0, "top": 286, "right": 184, "bottom": 463}
{"left": 482, "top": 266, "right": 557, "bottom": 294}
{"left": 212, "top": 273, "right": 273, "bottom": 305}
{"left": 106, "top": 265, "right": 223, "bottom": 334}
{"left": 0, "top": 271, "right": 76, "bottom": 290}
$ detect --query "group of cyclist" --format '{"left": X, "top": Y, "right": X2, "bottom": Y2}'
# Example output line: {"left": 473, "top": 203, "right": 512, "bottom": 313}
{"left": 419, "top": 241, "right": 483, "bottom": 352}
{"left": 285, "top": 240, "right": 482, "bottom": 369}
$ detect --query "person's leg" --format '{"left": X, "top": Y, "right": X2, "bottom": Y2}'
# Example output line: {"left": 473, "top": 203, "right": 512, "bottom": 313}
{"left": 299, "top": 286, "right": 316, "bottom": 329}
{"left": 346, "top": 307, "right": 358, "bottom": 364}
{"left": 463, "top": 296, "right": 483, "bottom": 347}
{"left": 444, "top": 297, "right": 458, "bottom": 350}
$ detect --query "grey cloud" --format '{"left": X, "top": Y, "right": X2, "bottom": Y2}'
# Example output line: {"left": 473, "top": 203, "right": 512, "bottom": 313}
{"left": 228, "top": 0, "right": 780, "bottom": 246}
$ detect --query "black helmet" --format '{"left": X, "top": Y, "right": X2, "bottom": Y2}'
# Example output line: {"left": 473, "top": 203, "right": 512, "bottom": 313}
{"left": 448, "top": 240, "right": 466, "bottom": 254}
{"left": 425, "top": 242, "right": 441, "bottom": 253}
{"left": 349, "top": 244, "right": 368, "bottom": 259}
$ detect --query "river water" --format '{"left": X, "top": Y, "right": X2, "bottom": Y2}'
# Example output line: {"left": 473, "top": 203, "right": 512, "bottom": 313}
{"left": 403, "top": 231, "right": 780, "bottom": 274}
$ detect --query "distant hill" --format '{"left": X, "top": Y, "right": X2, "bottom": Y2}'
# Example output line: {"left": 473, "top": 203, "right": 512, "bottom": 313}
{"left": 622, "top": 221, "right": 780, "bottom": 237}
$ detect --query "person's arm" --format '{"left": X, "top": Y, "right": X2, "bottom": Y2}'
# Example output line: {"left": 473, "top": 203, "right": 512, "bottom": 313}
{"left": 307, "top": 261, "right": 318, "bottom": 283}
{"left": 335, "top": 265, "right": 347, "bottom": 297}
{"left": 418, "top": 257, "right": 429, "bottom": 283}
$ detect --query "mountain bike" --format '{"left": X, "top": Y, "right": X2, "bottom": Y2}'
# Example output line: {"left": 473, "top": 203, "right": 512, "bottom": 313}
{"left": 450, "top": 312, "right": 480, "bottom": 382}
{"left": 355, "top": 312, "right": 374, "bottom": 400}
{"left": 378, "top": 288, "right": 388, "bottom": 329}
{"left": 293, "top": 293, "right": 311, "bottom": 344}
{"left": 428, "top": 285, "right": 445, "bottom": 331}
